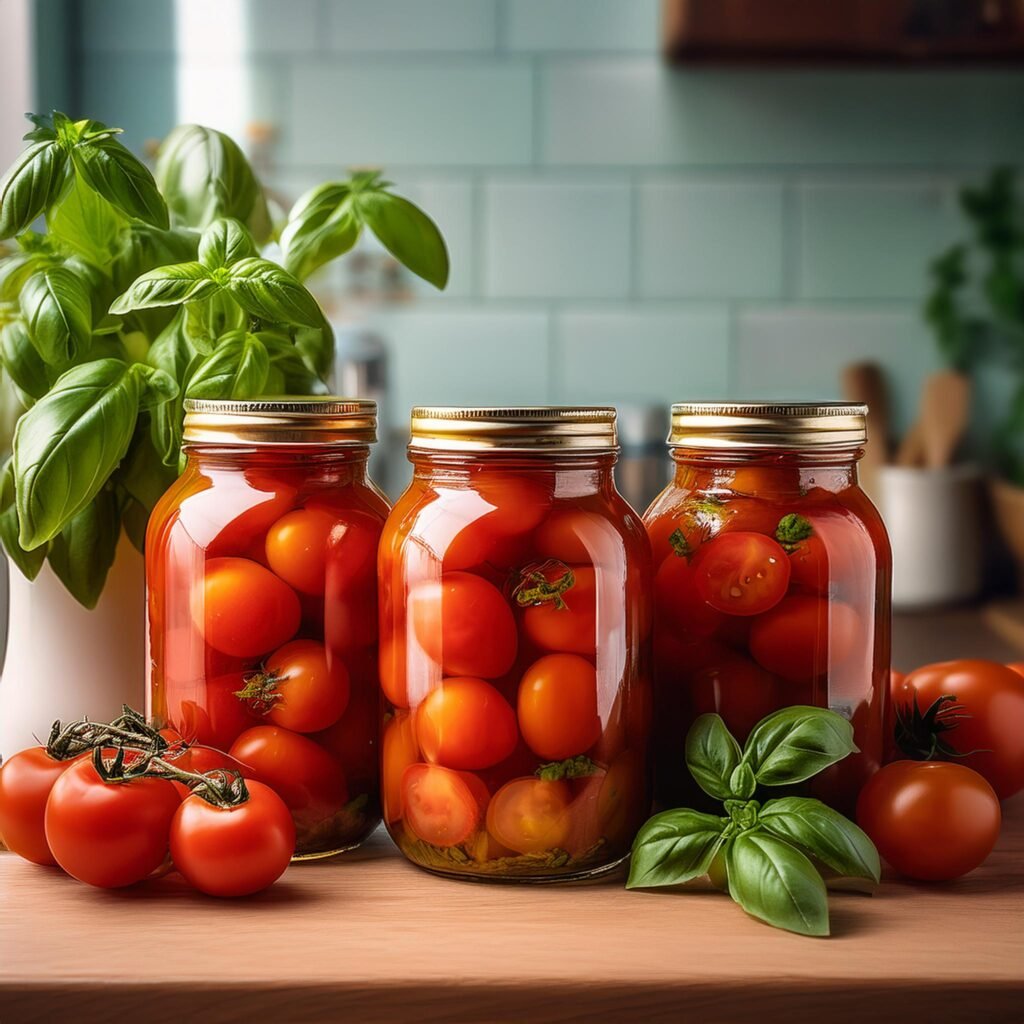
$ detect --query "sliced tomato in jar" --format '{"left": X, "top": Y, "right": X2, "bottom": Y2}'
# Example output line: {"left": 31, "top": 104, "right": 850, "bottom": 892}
{"left": 415, "top": 677, "right": 519, "bottom": 771}
{"left": 382, "top": 712, "right": 421, "bottom": 822}
{"left": 520, "top": 564, "right": 597, "bottom": 656}
{"left": 690, "top": 532, "right": 791, "bottom": 616}
{"left": 402, "top": 763, "right": 488, "bottom": 848}
{"left": 486, "top": 777, "right": 571, "bottom": 855}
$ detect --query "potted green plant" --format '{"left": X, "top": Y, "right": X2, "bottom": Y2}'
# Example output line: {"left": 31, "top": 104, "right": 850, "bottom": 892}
{"left": 0, "top": 112, "right": 447, "bottom": 756}
{"left": 924, "top": 167, "right": 1024, "bottom": 590}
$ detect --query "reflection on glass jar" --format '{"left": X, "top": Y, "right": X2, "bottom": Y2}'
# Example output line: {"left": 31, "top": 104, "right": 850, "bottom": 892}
{"left": 644, "top": 402, "right": 892, "bottom": 814}
{"left": 147, "top": 398, "right": 388, "bottom": 857}
{"left": 379, "top": 407, "right": 653, "bottom": 881}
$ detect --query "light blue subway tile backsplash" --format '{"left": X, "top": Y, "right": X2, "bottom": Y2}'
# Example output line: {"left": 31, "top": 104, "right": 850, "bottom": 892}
{"left": 556, "top": 306, "right": 730, "bottom": 403}
{"left": 736, "top": 307, "right": 943, "bottom": 438}
{"left": 80, "top": 0, "right": 175, "bottom": 53}
{"left": 638, "top": 179, "right": 784, "bottom": 299}
{"left": 798, "top": 179, "right": 960, "bottom": 300}
{"left": 484, "top": 179, "right": 632, "bottom": 298}
{"left": 543, "top": 64, "right": 1024, "bottom": 167}
{"left": 326, "top": 0, "right": 498, "bottom": 52}
{"left": 503, "top": 0, "right": 659, "bottom": 53}
{"left": 289, "top": 61, "right": 533, "bottom": 167}
{"left": 365, "top": 306, "right": 551, "bottom": 426}
{"left": 80, "top": 53, "right": 177, "bottom": 144}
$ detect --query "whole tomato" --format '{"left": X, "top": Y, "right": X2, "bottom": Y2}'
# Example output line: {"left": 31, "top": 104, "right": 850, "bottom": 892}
{"left": 44, "top": 756, "right": 182, "bottom": 888}
{"left": 517, "top": 654, "right": 601, "bottom": 761}
{"left": 0, "top": 748, "right": 84, "bottom": 865}
{"left": 170, "top": 781, "right": 295, "bottom": 897}
{"left": 857, "top": 761, "right": 1000, "bottom": 881}
{"left": 520, "top": 564, "right": 597, "bottom": 655}
{"left": 265, "top": 506, "right": 339, "bottom": 596}
{"left": 893, "top": 659, "right": 1024, "bottom": 799}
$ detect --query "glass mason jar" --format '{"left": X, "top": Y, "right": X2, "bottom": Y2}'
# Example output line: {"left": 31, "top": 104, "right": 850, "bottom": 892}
{"left": 379, "top": 407, "right": 653, "bottom": 882}
{"left": 147, "top": 398, "right": 389, "bottom": 857}
{"left": 644, "top": 403, "right": 892, "bottom": 814}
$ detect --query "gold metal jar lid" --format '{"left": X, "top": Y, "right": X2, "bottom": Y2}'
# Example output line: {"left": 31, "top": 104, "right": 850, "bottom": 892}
{"left": 409, "top": 406, "right": 618, "bottom": 453}
{"left": 182, "top": 397, "right": 377, "bottom": 446}
{"left": 669, "top": 402, "right": 868, "bottom": 451}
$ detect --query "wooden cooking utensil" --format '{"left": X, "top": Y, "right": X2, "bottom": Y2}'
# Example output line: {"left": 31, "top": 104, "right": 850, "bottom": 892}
{"left": 920, "top": 370, "right": 971, "bottom": 469}
{"left": 841, "top": 362, "right": 888, "bottom": 498}
{"left": 895, "top": 420, "right": 926, "bottom": 467}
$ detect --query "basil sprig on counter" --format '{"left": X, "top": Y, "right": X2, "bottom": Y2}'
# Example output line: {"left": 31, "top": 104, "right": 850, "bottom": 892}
{"left": 627, "top": 707, "right": 880, "bottom": 937}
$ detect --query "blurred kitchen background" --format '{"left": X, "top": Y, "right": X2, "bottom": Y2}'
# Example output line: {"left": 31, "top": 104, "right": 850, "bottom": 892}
{"left": 2, "top": 0, "right": 1024, "bottom": 620}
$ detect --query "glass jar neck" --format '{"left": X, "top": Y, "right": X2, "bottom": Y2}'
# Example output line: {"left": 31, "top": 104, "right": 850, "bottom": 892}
{"left": 409, "top": 449, "right": 619, "bottom": 495}
{"left": 184, "top": 443, "right": 372, "bottom": 477}
{"left": 669, "top": 445, "right": 863, "bottom": 491}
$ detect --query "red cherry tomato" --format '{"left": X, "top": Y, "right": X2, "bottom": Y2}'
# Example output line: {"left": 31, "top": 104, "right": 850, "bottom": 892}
{"left": 198, "top": 557, "right": 301, "bottom": 659}
{"left": 229, "top": 726, "right": 347, "bottom": 829}
{"left": 442, "top": 475, "right": 551, "bottom": 571}
{"left": 786, "top": 533, "right": 830, "bottom": 593}
{"left": 725, "top": 465, "right": 802, "bottom": 498}
{"left": 416, "top": 677, "right": 519, "bottom": 770}
{"left": 749, "top": 595, "right": 859, "bottom": 682}
{"left": 521, "top": 564, "right": 597, "bottom": 655}
{"left": 534, "top": 508, "right": 618, "bottom": 565}
{"left": 691, "top": 532, "right": 791, "bottom": 616}
{"left": 166, "top": 672, "right": 257, "bottom": 752}
{"left": 517, "top": 654, "right": 601, "bottom": 760}
{"left": 688, "top": 655, "right": 783, "bottom": 743}
{"left": 401, "top": 763, "right": 488, "bottom": 847}
{"left": 246, "top": 639, "right": 350, "bottom": 734}
{"left": 654, "top": 553, "right": 726, "bottom": 638}
{"left": 170, "top": 781, "right": 295, "bottom": 897}
{"left": 715, "top": 498, "right": 789, "bottom": 537}
{"left": 1008, "top": 662, "right": 1024, "bottom": 680}
{"left": 486, "top": 777, "right": 571, "bottom": 855}
{"left": 410, "top": 571, "right": 517, "bottom": 679}
{"left": 324, "top": 513, "right": 381, "bottom": 652}
{"left": 567, "top": 751, "right": 649, "bottom": 856}
{"left": 265, "top": 506, "right": 339, "bottom": 595}
{"left": 857, "top": 761, "right": 1000, "bottom": 881}
{"left": 0, "top": 748, "right": 84, "bottom": 865}
{"left": 313, "top": 647, "right": 378, "bottom": 784}
{"left": 44, "top": 757, "right": 182, "bottom": 888}
{"left": 893, "top": 659, "right": 1024, "bottom": 800}
{"left": 382, "top": 712, "right": 420, "bottom": 822}
{"left": 379, "top": 631, "right": 410, "bottom": 709}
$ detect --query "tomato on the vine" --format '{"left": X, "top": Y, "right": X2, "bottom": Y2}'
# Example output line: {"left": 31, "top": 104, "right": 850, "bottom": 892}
{"left": 0, "top": 748, "right": 83, "bottom": 865}
{"left": 893, "top": 659, "right": 1024, "bottom": 799}
{"left": 401, "top": 763, "right": 488, "bottom": 847}
{"left": 265, "top": 506, "right": 339, "bottom": 595}
{"left": 521, "top": 564, "right": 597, "bottom": 655}
{"left": 749, "top": 595, "right": 859, "bottom": 682}
{"left": 44, "top": 757, "right": 182, "bottom": 888}
{"left": 518, "top": 654, "right": 601, "bottom": 760}
{"left": 198, "top": 557, "right": 301, "bottom": 659}
{"left": 857, "top": 761, "right": 1000, "bottom": 881}
{"left": 410, "top": 571, "right": 517, "bottom": 679}
{"left": 690, "top": 531, "right": 791, "bottom": 616}
{"left": 486, "top": 777, "right": 571, "bottom": 855}
{"left": 170, "top": 781, "right": 295, "bottom": 897}
{"left": 416, "top": 677, "right": 519, "bottom": 770}
{"left": 242, "top": 639, "right": 350, "bottom": 734}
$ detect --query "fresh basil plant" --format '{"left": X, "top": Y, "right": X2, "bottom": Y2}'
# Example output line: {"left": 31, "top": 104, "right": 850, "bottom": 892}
{"left": 627, "top": 707, "right": 880, "bottom": 937}
{"left": 0, "top": 112, "right": 448, "bottom": 606}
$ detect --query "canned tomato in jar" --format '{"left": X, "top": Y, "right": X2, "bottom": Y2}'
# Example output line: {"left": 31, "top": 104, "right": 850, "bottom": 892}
{"left": 644, "top": 403, "right": 892, "bottom": 813}
{"left": 146, "top": 398, "right": 388, "bottom": 857}
{"left": 379, "top": 407, "right": 653, "bottom": 881}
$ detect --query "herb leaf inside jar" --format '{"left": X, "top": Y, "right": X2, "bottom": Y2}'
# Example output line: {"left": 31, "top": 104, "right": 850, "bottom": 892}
{"left": 627, "top": 706, "right": 880, "bottom": 937}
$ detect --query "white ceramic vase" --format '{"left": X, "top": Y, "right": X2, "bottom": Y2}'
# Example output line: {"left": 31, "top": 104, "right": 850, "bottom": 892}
{"left": 0, "top": 536, "right": 145, "bottom": 759}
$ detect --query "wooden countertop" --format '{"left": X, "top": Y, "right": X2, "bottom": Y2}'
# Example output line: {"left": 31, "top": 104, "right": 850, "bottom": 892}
{"left": 2, "top": 609, "right": 1022, "bottom": 1024}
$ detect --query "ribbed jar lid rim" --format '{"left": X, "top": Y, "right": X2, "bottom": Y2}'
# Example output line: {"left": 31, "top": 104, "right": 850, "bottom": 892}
{"left": 183, "top": 397, "right": 377, "bottom": 446}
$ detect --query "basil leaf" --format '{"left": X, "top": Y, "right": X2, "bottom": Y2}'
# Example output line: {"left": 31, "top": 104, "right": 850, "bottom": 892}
{"left": 13, "top": 358, "right": 142, "bottom": 549}
{"left": 20, "top": 266, "right": 93, "bottom": 364}
{"left": 110, "top": 224, "right": 199, "bottom": 295}
{"left": 280, "top": 183, "right": 360, "bottom": 281}
{"left": 627, "top": 808, "right": 728, "bottom": 889}
{"left": 185, "top": 288, "right": 246, "bottom": 343}
{"left": 120, "top": 493, "right": 149, "bottom": 553}
{"left": 198, "top": 217, "right": 256, "bottom": 269}
{"left": 0, "top": 141, "right": 68, "bottom": 239}
{"left": 0, "top": 251, "right": 53, "bottom": 301}
{"left": 355, "top": 189, "right": 449, "bottom": 290}
{"left": 261, "top": 331, "right": 327, "bottom": 395}
{"left": 132, "top": 363, "right": 178, "bottom": 410}
{"left": 726, "top": 831, "right": 829, "bottom": 937}
{"left": 155, "top": 124, "right": 271, "bottom": 241}
{"left": 0, "top": 457, "right": 47, "bottom": 580}
{"left": 46, "top": 487, "right": 121, "bottom": 608}
{"left": 110, "top": 261, "right": 218, "bottom": 314}
{"left": 71, "top": 137, "right": 168, "bottom": 228}
{"left": 759, "top": 798, "right": 880, "bottom": 883}
{"left": 0, "top": 319, "right": 50, "bottom": 402}
{"left": 685, "top": 714, "right": 743, "bottom": 800}
{"left": 225, "top": 258, "right": 323, "bottom": 328}
{"left": 114, "top": 430, "right": 178, "bottom": 514}
{"left": 742, "top": 706, "right": 858, "bottom": 787}
{"left": 186, "top": 330, "right": 269, "bottom": 399}
{"left": 48, "top": 173, "right": 126, "bottom": 265}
